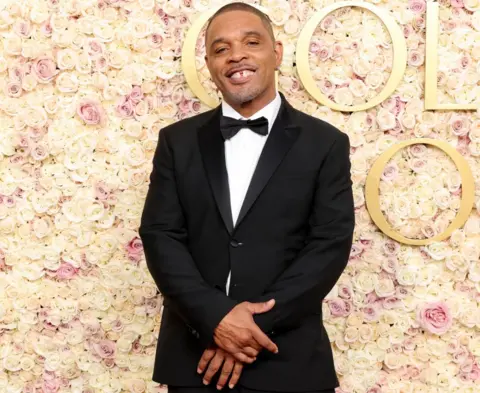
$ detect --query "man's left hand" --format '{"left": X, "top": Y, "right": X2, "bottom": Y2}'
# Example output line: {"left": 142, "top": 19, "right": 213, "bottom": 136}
{"left": 197, "top": 346, "right": 244, "bottom": 390}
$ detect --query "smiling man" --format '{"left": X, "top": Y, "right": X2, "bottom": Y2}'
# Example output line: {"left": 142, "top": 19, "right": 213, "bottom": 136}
{"left": 139, "top": 2, "right": 355, "bottom": 393}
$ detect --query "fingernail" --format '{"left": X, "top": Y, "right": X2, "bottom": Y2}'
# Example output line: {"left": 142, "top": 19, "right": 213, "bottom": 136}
{"left": 203, "top": 380, "right": 209, "bottom": 385}
{"left": 229, "top": 385, "right": 234, "bottom": 389}
{"left": 197, "top": 368, "right": 201, "bottom": 374}
{"left": 217, "top": 385, "right": 222, "bottom": 390}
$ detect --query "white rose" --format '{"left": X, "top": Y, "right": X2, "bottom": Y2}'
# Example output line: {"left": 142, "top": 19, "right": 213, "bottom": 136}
{"left": 334, "top": 87, "right": 353, "bottom": 106}
{"left": 57, "top": 48, "right": 78, "bottom": 70}
{"left": 353, "top": 272, "right": 377, "bottom": 294}
{"left": 376, "top": 108, "right": 396, "bottom": 130}
{"left": 400, "top": 113, "right": 416, "bottom": 129}
{"left": 56, "top": 72, "right": 79, "bottom": 93}
{"left": 365, "top": 70, "right": 384, "bottom": 89}
{"left": 353, "top": 57, "right": 371, "bottom": 77}
{"left": 328, "top": 66, "right": 350, "bottom": 85}
{"left": 468, "top": 260, "right": 480, "bottom": 282}
{"left": 396, "top": 267, "right": 417, "bottom": 286}
{"left": 460, "top": 240, "right": 480, "bottom": 261}
{"left": 375, "top": 278, "right": 395, "bottom": 297}
{"left": 384, "top": 352, "right": 407, "bottom": 370}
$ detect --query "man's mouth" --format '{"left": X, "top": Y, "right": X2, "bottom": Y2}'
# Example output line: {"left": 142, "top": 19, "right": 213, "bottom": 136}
{"left": 226, "top": 68, "right": 256, "bottom": 84}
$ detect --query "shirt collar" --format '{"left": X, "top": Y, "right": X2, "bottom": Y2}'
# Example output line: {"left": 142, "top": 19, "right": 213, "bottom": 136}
{"left": 221, "top": 92, "right": 281, "bottom": 134}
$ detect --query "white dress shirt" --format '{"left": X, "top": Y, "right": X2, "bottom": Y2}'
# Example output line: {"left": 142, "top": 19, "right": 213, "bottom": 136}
{"left": 222, "top": 92, "right": 282, "bottom": 295}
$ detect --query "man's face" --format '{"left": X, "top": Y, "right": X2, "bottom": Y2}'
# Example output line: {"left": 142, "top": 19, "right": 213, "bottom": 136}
{"left": 205, "top": 10, "right": 283, "bottom": 107}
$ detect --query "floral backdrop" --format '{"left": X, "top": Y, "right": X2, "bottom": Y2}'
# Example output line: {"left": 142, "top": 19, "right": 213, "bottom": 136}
{"left": 0, "top": 0, "right": 479, "bottom": 392}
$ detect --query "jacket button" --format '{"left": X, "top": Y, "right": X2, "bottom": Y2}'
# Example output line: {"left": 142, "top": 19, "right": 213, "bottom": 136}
{"left": 230, "top": 240, "right": 242, "bottom": 247}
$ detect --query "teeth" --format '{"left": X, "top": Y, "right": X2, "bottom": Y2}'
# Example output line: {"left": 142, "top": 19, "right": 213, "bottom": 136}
{"left": 231, "top": 70, "right": 254, "bottom": 79}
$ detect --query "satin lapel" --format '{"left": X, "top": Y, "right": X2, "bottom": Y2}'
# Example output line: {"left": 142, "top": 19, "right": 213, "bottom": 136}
{"left": 235, "top": 96, "right": 301, "bottom": 229}
{"left": 198, "top": 107, "right": 234, "bottom": 234}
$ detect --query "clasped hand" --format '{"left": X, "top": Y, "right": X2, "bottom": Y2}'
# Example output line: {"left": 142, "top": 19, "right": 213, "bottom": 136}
{"left": 197, "top": 299, "right": 278, "bottom": 390}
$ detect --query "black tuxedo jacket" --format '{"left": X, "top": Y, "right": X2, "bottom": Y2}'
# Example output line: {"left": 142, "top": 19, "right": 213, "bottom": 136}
{"left": 139, "top": 93, "right": 354, "bottom": 392}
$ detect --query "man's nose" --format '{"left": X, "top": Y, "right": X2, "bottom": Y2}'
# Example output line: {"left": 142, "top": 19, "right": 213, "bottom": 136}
{"left": 228, "top": 44, "right": 248, "bottom": 62}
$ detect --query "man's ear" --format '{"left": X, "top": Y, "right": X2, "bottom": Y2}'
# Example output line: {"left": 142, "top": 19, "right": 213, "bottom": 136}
{"left": 274, "top": 40, "right": 283, "bottom": 70}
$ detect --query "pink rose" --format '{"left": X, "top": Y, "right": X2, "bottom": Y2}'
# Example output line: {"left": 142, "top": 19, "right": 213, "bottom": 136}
{"left": 408, "top": 50, "right": 424, "bottom": 67}
{"left": 31, "top": 144, "right": 48, "bottom": 161}
{"left": 115, "top": 96, "right": 134, "bottom": 119}
{"left": 318, "top": 46, "right": 332, "bottom": 62}
{"left": 450, "top": 115, "right": 469, "bottom": 136}
{"left": 383, "top": 241, "right": 400, "bottom": 256}
{"left": 129, "top": 86, "right": 144, "bottom": 104}
{"left": 381, "top": 162, "right": 398, "bottom": 182}
{"left": 126, "top": 237, "right": 143, "bottom": 255}
{"left": 383, "top": 296, "right": 401, "bottom": 309}
{"left": 320, "top": 15, "right": 334, "bottom": 31}
{"left": 408, "top": 0, "right": 426, "bottom": 13}
{"left": 451, "top": 0, "right": 464, "bottom": 7}
{"left": 417, "top": 301, "right": 453, "bottom": 335}
{"left": 104, "top": 358, "right": 116, "bottom": 368}
{"left": 452, "top": 346, "right": 470, "bottom": 364}
{"left": 77, "top": 99, "right": 106, "bottom": 126}
{"left": 403, "top": 25, "right": 413, "bottom": 38}
{"left": 93, "top": 339, "right": 116, "bottom": 359}
{"left": 338, "top": 284, "right": 353, "bottom": 299}
{"left": 149, "top": 33, "right": 163, "bottom": 48}
{"left": 32, "top": 56, "right": 57, "bottom": 83}
{"left": 320, "top": 79, "right": 335, "bottom": 96}
{"left": 409, "top": 158, "right": 427, "bottom": 173}
{"left": 5, "top": 81, "right": 22, "bottom": 97}
{"left": 41, "top": 20, "right": 53, "bottom": 36}
{"left": 87, "top": 39, "right": 105, "bottom": 58}
{"left": 460, "top": 55, "right": 471, "bottom": 69}
{"left": 332, "top": 44, "right": 343, "bottom": 58}
{"left": 94, "top": 181, "right": 110, "bottom": 200}
{"left": 328, "top": 298, "right": 349, "bottom": 317}
{"left": 14, "top": 20, "right": 32, "bottom": 38}
{"left": 56, "top": 262, "right": 78, "bottom": 280}
{"left": 192, "top": 100, "right": 201, "bottom": 113}
{"left": 42, "top": 378, "right": 60, "bottom": 393}
{"left": 363, "top": 305, "right": 379, "bottom": 321}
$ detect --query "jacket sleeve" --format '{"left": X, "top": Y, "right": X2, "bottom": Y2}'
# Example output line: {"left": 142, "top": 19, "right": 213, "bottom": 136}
{"left": 139, "top": 128, "right": 238, "bottom": 347}
{"left": 253, "top": 132, "right": 354, "bottom": 335}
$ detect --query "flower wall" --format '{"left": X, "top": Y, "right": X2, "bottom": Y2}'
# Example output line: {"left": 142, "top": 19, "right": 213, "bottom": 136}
{"left": 0, "top": 0, "right": 479, "bottom": 392}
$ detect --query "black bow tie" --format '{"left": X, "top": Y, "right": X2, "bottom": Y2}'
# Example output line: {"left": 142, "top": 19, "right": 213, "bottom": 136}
{"left": 220, "top": 116, "right": 269, "bottom": 140}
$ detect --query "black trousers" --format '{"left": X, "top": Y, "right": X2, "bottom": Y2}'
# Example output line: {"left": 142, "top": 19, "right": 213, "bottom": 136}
{"left": 168, "top": 386, "right": 336, "bottom": 393}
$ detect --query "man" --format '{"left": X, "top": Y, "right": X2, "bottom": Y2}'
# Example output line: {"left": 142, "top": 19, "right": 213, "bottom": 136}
{"left": 139, "top": 2, "right": 354, "bottom": 393}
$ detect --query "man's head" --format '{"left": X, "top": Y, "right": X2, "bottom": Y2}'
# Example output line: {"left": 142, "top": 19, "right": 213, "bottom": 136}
{"left": 204, "top": 2, "right": 283, "bottom": 115}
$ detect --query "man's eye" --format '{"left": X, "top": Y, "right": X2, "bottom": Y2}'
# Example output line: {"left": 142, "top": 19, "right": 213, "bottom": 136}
{"left": 215, "top": 48, "right": 226, "bottom": 53}
{"left": 248, "top": 41, "right": 259, "bottom": 45}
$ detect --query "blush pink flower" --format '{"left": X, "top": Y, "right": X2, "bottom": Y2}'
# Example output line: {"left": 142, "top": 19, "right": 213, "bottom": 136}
{"left": 381, "top": 162, "right": 398, "bottom": 182}
{"left": 42, "top": 378, "right": 60, "bottom": 393}
{"left": 56, "top": 262, "right": 78, "bottom": 280}
{"left": 5, "top": 81, "right": 22, "bottom": 97}
{"left": 115, "top": 96, "right": 134, "bottom": 119}
{"left": 408, "top": 0, "right": 426, "bottom": 13}
{"left": 129, "top": 86, "right": 144, "bottom": 104}
{"left": 328, "top": 298, "right": 349, "bottom": 317}
{"left": 417, "top": 301, "right": 453, "bottom": 335}
{"left": 93, "top": 339, "right": 116, "bottom": 359}
{"left": 77, "top": 99, "right": 106, "bottom": 126}
{"left": 126, "top": 236, "right": 143, "bottom": 256}
{"left": 32, "top": 56, "right": 57, "bottom": 83}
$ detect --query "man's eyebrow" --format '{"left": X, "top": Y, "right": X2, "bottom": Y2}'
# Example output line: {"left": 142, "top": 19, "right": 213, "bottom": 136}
{"left": 209, "top": 31, "right": 263, "bottom": 48}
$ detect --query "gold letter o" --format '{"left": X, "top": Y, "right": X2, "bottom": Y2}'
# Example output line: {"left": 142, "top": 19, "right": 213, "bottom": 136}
{"left": 365, "top": 138, "right": 475, "bottom": 245}
{"left": 296, "top": 1, "right": 407, "bottom": 112}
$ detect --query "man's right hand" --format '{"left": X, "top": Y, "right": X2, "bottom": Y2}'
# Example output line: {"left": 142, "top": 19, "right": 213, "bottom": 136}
{"left": 213, "top": 299, "right": 278, "bottom": 363}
